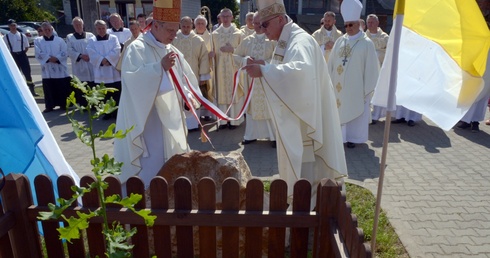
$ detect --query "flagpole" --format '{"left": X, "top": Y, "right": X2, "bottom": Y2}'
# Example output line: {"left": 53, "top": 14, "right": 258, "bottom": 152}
{"left": 371, "top": 0, "right": 405, "bottom": 253}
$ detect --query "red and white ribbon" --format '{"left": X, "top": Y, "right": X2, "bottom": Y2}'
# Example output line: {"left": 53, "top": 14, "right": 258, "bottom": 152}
{"left": 168, "top": 55, "right": 255, "bottom": 146}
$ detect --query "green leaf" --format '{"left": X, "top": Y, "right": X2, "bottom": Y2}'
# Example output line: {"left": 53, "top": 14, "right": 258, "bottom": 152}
{"left": 57, "top": 212, "right": 95, "bottom": 243}
{"left": 135, "top": 209, "right": 156, "bottom": 227}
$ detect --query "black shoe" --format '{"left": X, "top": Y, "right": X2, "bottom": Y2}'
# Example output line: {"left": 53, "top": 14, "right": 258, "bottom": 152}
{"left": 346, "top": 142, "right": 355, "bottom": 148}
{"left": 457, "top": 121, "right": 471, "bottom": 129}
{"left": 242, "top": 139, "right": 257, "bottom": 145}
{"left": 370, "top": 120, "right": 378, "bottom": 125}
{"left": 271, "top": 141, "right": 276, "bottom": 148}
{"left": 391, "top": 118, "right": 406, "bottom": 124}
{"left": 203, "top": 116, "right": 212, "bottom": 121}
{"left": 42, "top": 108, "right": 53, "bottom": 113}
{"left": 32, "top": 92, "right": 40, "bottom": 97}
{"left": 471, "top": 122, "right": 480, "bottom": 132}
{"left": 228, "top": 124, "right": 237, "bottom": 130}
{"left": 218, "top": 124, "right": 228, "bottom": 130}
{"left": 407, "top": 120, "right": 415, "bottom": 127}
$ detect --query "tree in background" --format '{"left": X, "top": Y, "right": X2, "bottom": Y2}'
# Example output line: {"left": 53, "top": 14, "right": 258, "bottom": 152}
{"left": 0, "top": 0, "right": 55, "bottom": 24}
{"left": 201, "top": 0, "right": 239, "bottom": 25}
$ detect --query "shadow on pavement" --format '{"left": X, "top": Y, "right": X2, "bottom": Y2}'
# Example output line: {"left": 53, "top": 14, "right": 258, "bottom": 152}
{"left": 453, "top": 126, "right": 490, "bottom": 148}
{"left": 369, "top": 120, "right": 451, "bottom": 153}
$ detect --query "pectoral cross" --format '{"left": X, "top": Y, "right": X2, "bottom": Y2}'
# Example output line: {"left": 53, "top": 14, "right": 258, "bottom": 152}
{"left": 342, "top": 56, "right": 348, "bottom": 66}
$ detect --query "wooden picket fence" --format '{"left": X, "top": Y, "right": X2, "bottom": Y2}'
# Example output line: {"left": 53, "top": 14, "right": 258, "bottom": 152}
{"left": 0, "top": 173, "right": 371, "bottom": 258}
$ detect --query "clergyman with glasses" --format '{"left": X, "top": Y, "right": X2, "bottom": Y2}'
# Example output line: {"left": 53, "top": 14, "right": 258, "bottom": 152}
{"left": 327, "top": 0, "right": 379, "bottom": 149}
{"left": 243, "top": 0, "right": 347, "bottom": 208}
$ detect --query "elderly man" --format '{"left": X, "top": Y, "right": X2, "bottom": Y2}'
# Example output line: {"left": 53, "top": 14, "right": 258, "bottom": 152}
{"left": 327, "top": 0, "right": 380, "bottom": 148}
{"left": 311, "top": 11, "right": 343, "bottom": 63}
{"left": 366, "top": 14, "right": 389, "bottom": 65}
{"left": 194, "top": 15, "right": 212, "bottom": 53}
{"left": 4, "top": 19, "right": 38, "bottom": 96}
{"left": 173, "top": 16, "right": 211, "bottom": 130}
{"left": 86, "top": 20, "right": 121, "bottom": 119}
{"left": 234, "top": 12, "right": 276, "bottom": 147}
{"left": 240, "top": 12, "right": 255, "bottom": 38}
{"left": 212, "top": 8, "right": 245, "bottom": 129}
{"left": 107, "top": 13, "right": 132, "bottom": 49}
{"left": 114, "top": 0, "right": 199, "bottom": 187}
{"left": 66, "top": 17, "right": 95, "bottom": 106}
{"left": 243, "top": 0, "right": 347, "bottom": 207}
{"left": 35, "top": 22, "right": 71, "bottom": 112}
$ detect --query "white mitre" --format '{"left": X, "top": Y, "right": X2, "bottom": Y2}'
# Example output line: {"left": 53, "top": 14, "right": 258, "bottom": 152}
{"left": 341, "top": 0, "right": 363, "bottom": 22}
{"left": 257, "top": 0, "right": 286, "bottom": 22}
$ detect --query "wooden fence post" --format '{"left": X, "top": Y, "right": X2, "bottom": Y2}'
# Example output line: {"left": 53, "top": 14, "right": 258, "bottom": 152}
{"left": 1, "top": 174, "right": 42, "bottom": 257}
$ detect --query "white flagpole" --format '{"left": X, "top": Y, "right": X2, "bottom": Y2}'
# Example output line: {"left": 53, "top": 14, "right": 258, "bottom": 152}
{"left": 371, "top": 0, "right": 405, "bottom": 253}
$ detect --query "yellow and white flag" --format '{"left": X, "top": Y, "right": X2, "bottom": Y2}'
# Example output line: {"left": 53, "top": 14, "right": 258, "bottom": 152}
{"left": 372, "top": 0, "right": 490, "bottom": 130}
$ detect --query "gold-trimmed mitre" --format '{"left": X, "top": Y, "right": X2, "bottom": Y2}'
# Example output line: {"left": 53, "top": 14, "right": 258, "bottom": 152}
{"left": 153, "top": 0, "right": 181, "bottom": 23}
{"left": 257, "top": 0, "right": 286, "bottom": 22}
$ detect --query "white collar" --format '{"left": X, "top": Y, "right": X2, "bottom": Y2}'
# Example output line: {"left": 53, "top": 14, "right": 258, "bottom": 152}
{"left": 347, "top": 30, "right": 363, "bottom": 40}
{"left": 148, "top": 31, "right": 168, "bottom": 49}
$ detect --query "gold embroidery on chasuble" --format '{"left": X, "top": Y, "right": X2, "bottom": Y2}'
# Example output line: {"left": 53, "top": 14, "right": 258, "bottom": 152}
{"left": 179, "top": 38, "right": 192, "bottom": 59}
{"left": 337, "top": 65, "right": 343, "bottom": 75}
{"left": 217, "top": 29, "right": 236, "bottom": 103}
{"left": 336, "top": 82, "right": 342, "bottom": 93}
{"left": 250, "top": 37, "right": 269, "bottom": 120}
{"left": 339, "top": 43, "right": 353, "bottom": 59}
{"left": 337, "top": 98, "right": 341, "bottom": 108}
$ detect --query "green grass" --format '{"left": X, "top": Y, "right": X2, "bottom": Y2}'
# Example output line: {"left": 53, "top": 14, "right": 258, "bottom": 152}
{"left": 346, "top": 183, "right": 409, "bottom": 258}
{"left": 262, "top": 180, "right": 408, "bottom": 257}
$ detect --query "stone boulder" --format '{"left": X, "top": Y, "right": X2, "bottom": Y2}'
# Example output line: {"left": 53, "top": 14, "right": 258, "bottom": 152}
{"left": 156, "top": 150, "right": 254, "bottom": 209}
{"left": 146, "top": 150, "right": 269, "bottom": 257}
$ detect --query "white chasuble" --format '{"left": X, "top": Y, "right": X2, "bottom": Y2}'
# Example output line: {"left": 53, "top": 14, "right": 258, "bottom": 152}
{"left": 259, "top": 18, "right": 347, "bottom": 203}
{"left": 114, "top": 32, "right": 198, "bottom": 186}
{"left": 327, "top": 32, "right": 380, "bottom": 124}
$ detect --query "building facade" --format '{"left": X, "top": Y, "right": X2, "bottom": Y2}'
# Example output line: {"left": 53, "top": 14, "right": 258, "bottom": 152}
{"left": 64, "top": 0, "right": 201, "bottom": 28}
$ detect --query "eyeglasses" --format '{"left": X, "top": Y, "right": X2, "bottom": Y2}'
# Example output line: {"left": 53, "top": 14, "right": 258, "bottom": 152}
{"left": 344, "top": 23, "right": 356, "bottom": 28}
{"left": 260, "top": 16, "right": 279, "bottom": 29}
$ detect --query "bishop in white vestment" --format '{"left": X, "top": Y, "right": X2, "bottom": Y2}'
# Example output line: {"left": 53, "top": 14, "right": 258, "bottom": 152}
{"left": 244, "top": 6, "right": 347, "bottom": 207}
{"left": 115, "top": 1, "right": 199, "bottom": 187}
{"left": 327, "top": 0, "right": 379, "bottom": 148}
